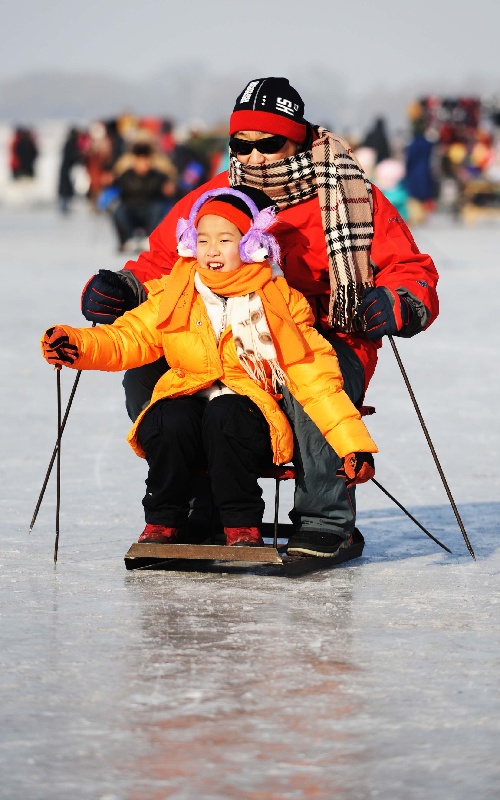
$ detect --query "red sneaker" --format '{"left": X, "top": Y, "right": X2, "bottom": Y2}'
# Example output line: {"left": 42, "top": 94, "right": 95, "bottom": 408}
{"left": 138, "top": 524, "right": 181, "bottom": 544}
{"left": 224, "top": 526, "right": 265, "bottom": 547}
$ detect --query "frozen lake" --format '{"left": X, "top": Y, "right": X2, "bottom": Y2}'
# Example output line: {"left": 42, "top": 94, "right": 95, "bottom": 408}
{"left": 1, "top": 198, "right": 499, "bottom": 799}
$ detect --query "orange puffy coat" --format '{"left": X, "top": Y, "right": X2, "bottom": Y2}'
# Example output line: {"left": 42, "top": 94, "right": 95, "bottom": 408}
{"left": 45, "top": 274, "right": 378, "bottom": 464}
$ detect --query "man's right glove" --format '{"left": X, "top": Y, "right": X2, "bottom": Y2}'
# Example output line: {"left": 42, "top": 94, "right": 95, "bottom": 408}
{"left": 357, "top": 286, "right": 412, "bottom": 340}
{"left": 336, "top": 452, "right": 375, "bottom": 488}
{"left": 81, "top": 269, "right": 138, "bottom": 324}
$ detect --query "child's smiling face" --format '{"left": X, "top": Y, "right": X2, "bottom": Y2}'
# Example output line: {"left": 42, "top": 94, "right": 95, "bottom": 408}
{"left": 196, "top": 214, "right": 244, "bottom": 273}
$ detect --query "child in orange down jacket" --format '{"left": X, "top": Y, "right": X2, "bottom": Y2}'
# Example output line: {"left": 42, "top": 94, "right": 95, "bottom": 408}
{"left": 41, "top": 187, "right": 377, "bottom": 554}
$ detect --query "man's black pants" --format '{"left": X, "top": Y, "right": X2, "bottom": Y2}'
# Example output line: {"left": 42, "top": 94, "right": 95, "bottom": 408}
{"left": 137, "top": 394, "right": 273, "bottom": 529}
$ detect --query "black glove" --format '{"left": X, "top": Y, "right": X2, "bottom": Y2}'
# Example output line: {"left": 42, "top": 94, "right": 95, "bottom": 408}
{"left": 357, "top": 287, "right": 412, "bottom": 340}
{"left": 42, "top": 326, "right": 79, "bottom": 367}
{"left": 81, "top": 269, "right": 138, "bottom": 324}
{"left": 336, "top": 452, "right": 375, "bottom": 488}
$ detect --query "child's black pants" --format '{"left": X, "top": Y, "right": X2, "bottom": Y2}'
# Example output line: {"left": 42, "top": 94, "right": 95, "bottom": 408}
{"left": 137, "top": 394, "right": 273, "bottom": 528}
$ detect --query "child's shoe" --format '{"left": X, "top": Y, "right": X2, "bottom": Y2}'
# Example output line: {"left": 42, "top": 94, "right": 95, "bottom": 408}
{"left": 224, "top": 526, "right": 265, "bottom": 547}
{"left": 138, "top": 524, "right": 181, "bottom": 543}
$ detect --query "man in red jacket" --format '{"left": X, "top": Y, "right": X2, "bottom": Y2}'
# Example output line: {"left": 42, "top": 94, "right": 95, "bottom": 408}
{"left": 81, "top": 77, "right": 439, "bottom": 558}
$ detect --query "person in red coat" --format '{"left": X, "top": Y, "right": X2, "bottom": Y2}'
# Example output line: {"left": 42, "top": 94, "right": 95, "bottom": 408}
{"left": 80, "top": 77, "right": 439, "bottom": 558}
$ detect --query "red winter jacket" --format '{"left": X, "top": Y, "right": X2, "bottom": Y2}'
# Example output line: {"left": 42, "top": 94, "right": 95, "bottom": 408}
{"left": 121, "top": 171, "right": 439, "bottom": 391}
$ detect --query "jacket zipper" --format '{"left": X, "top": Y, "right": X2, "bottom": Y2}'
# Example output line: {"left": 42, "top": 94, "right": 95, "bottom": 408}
{"left": 219, "top": 297, "right": 228, "bottom": 340}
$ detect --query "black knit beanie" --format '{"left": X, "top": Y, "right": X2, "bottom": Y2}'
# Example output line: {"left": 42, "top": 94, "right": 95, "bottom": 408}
{"left": 229, "top": 77, "right": 307, "bottom": 144}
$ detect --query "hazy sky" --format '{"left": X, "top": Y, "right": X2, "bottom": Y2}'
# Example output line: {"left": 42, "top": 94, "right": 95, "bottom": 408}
{"left": 2, "top": 0, "right": 499, "bottom": 93}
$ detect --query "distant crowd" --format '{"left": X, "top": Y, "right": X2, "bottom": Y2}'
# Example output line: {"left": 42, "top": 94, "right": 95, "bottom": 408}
{"left": 8, "top": 96, "right": 500, "bottom": 246}
{"left": 352, "top": 96, "right": 500, "bottom": 225}
{"left": 8, "top": 114, "right": 231, "bottom": 250}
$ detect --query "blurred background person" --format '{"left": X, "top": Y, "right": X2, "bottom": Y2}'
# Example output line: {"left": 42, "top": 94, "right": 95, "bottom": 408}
{"left": 9, "top": 126, "right": 38, "bottom": 180}
{"left": 170, "top": 125, "right": 210, "bottom": 201}
{"left": 57, "top": 126, "right": 86, "bottom": 214}
{"left": 158, "top": 119, "right": 176, "bottom": 155}
{"left": 83, "top": 121, "right": 114, "bottom": 209}
{"left": 373, "top": 158, "right": 409, "bottom": 220}
{"left": 103, "top": 139, "right": 176, "bottom": 252}
{"left": 104, "top": 118, "right": 126, "bottom": 167}
{"left": 353, "top": 145, "right": 377, "bottom": 181}
{"left": 404, "top": 121, "right": 437, "bottom": 224}
{"left": 361, "top": 117, "right": 391, "bottom": 164}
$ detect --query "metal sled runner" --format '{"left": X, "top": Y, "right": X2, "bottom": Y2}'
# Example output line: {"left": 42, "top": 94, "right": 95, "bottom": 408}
{"left": 124, "top": 466, "right": 365, "bottom": 577}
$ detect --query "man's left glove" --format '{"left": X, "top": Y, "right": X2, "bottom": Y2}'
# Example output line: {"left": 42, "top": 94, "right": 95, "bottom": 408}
{"left": 41, "top": 326, "right": 79, "bottom": 367}
{"left": 357, "top": 287, "right": 412, "bottom": 340}
{"left": 337, "top": 452, "right": 375, "bottom": 488}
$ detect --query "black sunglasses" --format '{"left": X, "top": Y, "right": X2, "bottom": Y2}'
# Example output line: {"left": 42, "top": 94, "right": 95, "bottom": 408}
{"left": 229, "top": 135, "right": 289, "bottom": 156}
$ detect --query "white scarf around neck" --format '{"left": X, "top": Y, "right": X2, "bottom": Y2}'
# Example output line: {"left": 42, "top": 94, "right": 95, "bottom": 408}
{"left": 194, "top": 268, "right": 288, "bottom": 391}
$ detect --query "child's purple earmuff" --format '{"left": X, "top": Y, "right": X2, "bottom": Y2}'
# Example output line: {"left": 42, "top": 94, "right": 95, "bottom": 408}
{"left": 239, "top": 206, "right": 281, "bottom": 263}
{"left": 176, "top": 187, "right": 281, "bottom": 264}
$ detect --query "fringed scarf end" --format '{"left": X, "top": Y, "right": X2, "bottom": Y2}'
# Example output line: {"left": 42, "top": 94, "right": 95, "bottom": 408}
{"left": 328, "top": 280, "right": 374, "bottom": 333}
{"left": 239, "top": 354, "right": 289, "bottom": 393}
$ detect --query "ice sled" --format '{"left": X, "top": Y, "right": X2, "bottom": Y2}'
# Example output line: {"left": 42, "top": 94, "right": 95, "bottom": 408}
{"left": 124, "top": 466, "right": 365, "bottom": 578}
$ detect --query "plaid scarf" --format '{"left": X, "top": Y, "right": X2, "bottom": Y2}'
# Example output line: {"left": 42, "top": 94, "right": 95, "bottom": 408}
{"left": 228, "top": 127, "right": 374, "bottom": 332}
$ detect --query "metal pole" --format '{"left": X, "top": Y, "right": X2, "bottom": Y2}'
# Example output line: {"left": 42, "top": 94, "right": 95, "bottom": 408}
{"left": 273, "top": 480, "right": 280, "bottom": 550}
{"left": 54, "top": 369, "right": 62, "bottom": 564}
{"left": 371, "top": 477, "right": 451, "bottom": 554}
{"left": 388, "top": 335, "right": 475, "bottom": 560}
{"left": 29, "top": 369, "right": 82, "bottom": 532}
{"left": 30, "top": 322, "right": 95, "bottom": 533}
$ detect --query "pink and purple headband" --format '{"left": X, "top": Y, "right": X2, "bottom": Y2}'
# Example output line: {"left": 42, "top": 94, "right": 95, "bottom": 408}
{"left": 175, "top": 187, "right": 281, "bottom": 264}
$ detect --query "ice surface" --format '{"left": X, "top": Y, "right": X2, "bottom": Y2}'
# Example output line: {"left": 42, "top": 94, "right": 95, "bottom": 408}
{"left": 1, "top": 198, "right": 499, "bottom": 799}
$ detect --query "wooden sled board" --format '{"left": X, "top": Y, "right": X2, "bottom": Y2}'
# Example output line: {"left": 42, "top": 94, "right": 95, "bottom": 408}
{"left": 124, "top": 533, "right": 364, "bottom": 578}
{"left": 125, "top": 542, "right": 283, "bottom": 565}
